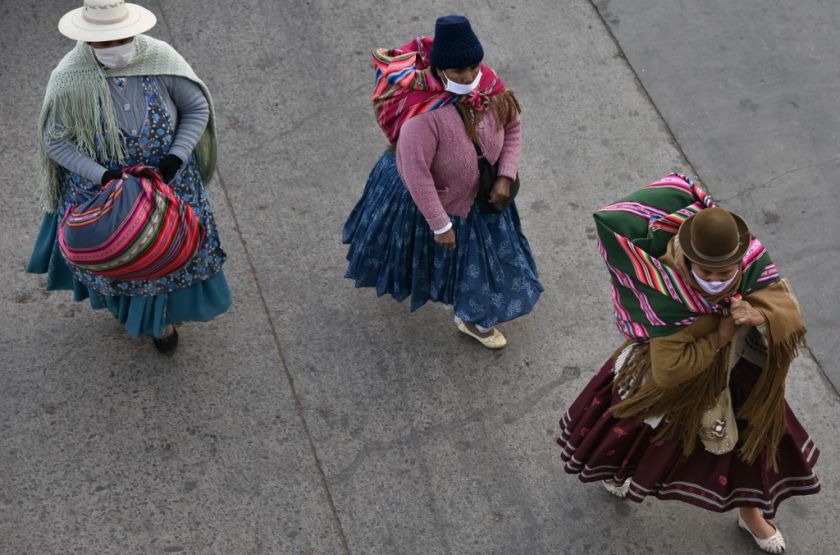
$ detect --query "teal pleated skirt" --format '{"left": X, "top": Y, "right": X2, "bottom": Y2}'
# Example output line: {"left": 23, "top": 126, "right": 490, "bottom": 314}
{"left": 28, "top": 213, "right": 232, "bottom": 338}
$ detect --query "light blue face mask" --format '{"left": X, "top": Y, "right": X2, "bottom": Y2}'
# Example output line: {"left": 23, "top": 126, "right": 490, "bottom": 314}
{"left": 443, "top": 69, "right": 482, "bottom": 95}
{"left": 691, "top": 268, "right": 738, "bottom": 295}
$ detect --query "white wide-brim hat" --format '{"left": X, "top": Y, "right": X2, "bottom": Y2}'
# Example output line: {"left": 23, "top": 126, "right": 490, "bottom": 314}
{"left": 58, "top": 0, "right": 156, "bottom": 42}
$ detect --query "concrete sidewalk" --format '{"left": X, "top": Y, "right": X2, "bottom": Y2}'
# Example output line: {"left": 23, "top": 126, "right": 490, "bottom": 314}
{"left": 1, "top": 1, "right": 837, "bottom": 553}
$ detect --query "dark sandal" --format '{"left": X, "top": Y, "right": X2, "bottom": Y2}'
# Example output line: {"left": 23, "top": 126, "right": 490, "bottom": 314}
{"left": 153, "top": 326, "right": 179, "bottom": 354}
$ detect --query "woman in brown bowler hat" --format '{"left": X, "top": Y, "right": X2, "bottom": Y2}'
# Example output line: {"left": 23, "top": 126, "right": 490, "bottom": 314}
{"left": 557, "top": 206, "right": 819, "bottom": 553}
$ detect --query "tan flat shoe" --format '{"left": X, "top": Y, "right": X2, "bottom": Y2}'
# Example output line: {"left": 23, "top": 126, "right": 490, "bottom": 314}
{"left": 456, "top": 319, "right": 507, "bottom": 349}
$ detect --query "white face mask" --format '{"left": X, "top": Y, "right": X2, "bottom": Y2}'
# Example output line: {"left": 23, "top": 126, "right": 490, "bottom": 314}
{"left": 692, "top": 269, "right": 738, "bottom": 295}
{"left": 443, "top": 69, "right": 482, "bottom": 95}
{"left": 93, "top": 40, "right": 137, "bottom": 69}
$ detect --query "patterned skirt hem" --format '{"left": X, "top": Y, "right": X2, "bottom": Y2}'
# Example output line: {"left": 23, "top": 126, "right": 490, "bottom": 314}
{"left": 558, "top": 414, "right": 821, "bottom": 517}
{"left": 555, "top": 357, "right": 821, "bottom": 519}
{"left": 343, "top": 151, "right": 543, "bottom": 328}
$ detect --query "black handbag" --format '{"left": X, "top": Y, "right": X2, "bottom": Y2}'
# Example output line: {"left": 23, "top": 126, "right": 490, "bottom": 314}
{"left": 456, "top": 107, "right": 520, "bottom": 213}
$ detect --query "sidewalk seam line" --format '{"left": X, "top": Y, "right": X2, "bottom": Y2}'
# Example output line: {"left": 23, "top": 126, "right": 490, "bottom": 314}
{"left": 217, "top": 170, "right": 353, "bottom": 554}
{"left": 152, "top": 1, "right": 352, "bottom": 550}
{"left": 585, "top": 0, "right": 838, "bottom": 396}
{"left": 584, "top": 0, "right": 701, "bottom": 177}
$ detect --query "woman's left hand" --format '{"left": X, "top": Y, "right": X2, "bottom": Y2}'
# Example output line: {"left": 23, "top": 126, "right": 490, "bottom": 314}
{"left": 489, "top": 176, "right": 512, "bottom": 205}
{"left": 730, "top": 299, "right": 766, "bottom": 327}
{"left": 156, "top": 154, "right": 183, "bottom": 183}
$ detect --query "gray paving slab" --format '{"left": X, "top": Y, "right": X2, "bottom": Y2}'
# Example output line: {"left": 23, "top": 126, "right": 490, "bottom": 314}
{"left": 590, "top": 0, "right": 840, "bottom": 387}
{"left": 0, "top": 1, "right": 343, "bottom": 554}
{"left": 2, "top": 0, "right": 839, "bottom": 554}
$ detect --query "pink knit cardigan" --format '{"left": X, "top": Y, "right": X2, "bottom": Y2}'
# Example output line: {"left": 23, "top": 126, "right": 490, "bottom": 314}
{"left": 396, "top": 105, "right": 521, "bottom": 230}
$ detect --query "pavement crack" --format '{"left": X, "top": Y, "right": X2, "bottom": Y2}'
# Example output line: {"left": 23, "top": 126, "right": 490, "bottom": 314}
{"left": 274, "top": 83, "right": 369, "bottom": 140}
{"left": 329, "top": 411, "right": 490, "bottom": 486}
{"left": 329, "top": 375, "right": 569, "bottom": 485}
{"left": 274, "top": 109, "right": 326, "bottom": 140}
{"left": 717, "top": 156, "right": 840, "bottom": 203}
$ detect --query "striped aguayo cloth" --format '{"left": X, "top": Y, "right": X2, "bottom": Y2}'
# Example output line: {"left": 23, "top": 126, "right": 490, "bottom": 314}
{"left": 58, "top": 165, "right": 204, "bottom": 281}
{"left": 371, "top": 36, "right": 506, "bottom": 144}
{"left": 595, "top": 173, "right": 780, "bottom": 341}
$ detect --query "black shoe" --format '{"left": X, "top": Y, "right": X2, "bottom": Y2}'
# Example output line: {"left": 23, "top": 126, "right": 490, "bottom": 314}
{"left": 153, "top": 326, "right": 179, "bottom": 354}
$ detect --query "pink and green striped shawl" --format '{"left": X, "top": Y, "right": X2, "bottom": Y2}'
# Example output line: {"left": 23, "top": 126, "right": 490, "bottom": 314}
{"left": 372, "top": 36, "right": 506, "bottom": 144}
{"left": 595, "top": 173, "right": 780, "bottom": 341}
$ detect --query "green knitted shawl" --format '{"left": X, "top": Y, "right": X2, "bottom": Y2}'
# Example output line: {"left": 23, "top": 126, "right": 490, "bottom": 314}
{"left": 37, "top": 34, "right": 218, "bottom": 213}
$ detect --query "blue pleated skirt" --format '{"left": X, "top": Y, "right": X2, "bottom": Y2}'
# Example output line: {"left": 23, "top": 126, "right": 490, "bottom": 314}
{"left": 28, "top": 213, "right": 232, "bottom": 338}
{"left": 343, "top": 151, "right": 543, "bottom": 329}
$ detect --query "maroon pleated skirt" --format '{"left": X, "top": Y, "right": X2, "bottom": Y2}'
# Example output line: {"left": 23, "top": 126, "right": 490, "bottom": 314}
{"left": 556, "top": 357, "right": 820, "bottom": 518}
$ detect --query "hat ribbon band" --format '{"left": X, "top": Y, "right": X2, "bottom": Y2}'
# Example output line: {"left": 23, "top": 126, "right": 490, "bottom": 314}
{"left": 691, "top": 239, "right": 741, "bottom": 262}
{"left": 83, "top": 11, "right": 131, "bottom": 25}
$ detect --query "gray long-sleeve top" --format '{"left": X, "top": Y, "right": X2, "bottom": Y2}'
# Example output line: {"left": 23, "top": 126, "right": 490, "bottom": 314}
{"left": 45, "top": 75, "right": 209, "bottom": 184}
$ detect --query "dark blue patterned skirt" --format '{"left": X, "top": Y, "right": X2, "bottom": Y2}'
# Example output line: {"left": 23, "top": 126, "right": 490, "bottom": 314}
{"left": 343, "top": 151, "right": 542, "bottom": 329}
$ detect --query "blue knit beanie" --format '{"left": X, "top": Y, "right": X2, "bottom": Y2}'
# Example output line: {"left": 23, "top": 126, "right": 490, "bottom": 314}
{"left": 430, "top": 15, "right": 484, "bottom": 69}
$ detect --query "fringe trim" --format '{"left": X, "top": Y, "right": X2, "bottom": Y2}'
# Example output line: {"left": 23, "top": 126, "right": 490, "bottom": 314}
{"left": 612, "top": 341, "right": 650, "bottom": 399}
{"left": 738, "top": 327, "right": 807, "bottom": 470}
{"left": 37, "top": 35, "right": 218, "bottom": 214}
{"left": 611, "top": 346, "right": 728, "bottom": 459}
{"left": 38, "top": 46, "right": 125, "bottom": 213}
{"left": 610, "top": 327, "right": 806, "bottom": 470}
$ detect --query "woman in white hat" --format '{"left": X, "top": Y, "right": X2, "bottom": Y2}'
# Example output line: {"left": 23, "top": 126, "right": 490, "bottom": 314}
{"left": 28, "top": 0, "right": 230, "bottom": 353}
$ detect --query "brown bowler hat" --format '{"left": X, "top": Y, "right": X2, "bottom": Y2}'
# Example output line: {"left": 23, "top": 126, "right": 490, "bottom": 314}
{"left": 677, "top": 207, "right": 751, "bottom": 268}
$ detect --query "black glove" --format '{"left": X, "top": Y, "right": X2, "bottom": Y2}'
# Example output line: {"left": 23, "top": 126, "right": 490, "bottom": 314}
{"left": 100, "top": 170, "right": 122, "bottom": 186}
{"left": 156, "top": 154, "right": 183, "bottom": 183}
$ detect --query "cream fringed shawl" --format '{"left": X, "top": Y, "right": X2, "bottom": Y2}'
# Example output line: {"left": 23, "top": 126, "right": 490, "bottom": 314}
{"left": 37, "top": 34, "right": 218, "bottom": 213}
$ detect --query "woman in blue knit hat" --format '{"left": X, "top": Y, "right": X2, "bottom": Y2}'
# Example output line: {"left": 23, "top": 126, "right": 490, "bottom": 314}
{"left": 344, "top": 15, "right": 542, "bottom": 349}
{"left": 28, "top": 0, "right": 231, "bottom": 354}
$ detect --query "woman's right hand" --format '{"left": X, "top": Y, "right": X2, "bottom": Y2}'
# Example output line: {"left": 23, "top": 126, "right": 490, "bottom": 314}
{"left": 434, "top": 228, "right": 456, "bottom": 250}
{"left": 717, "top": 315, "right": 737, "bottom": 347}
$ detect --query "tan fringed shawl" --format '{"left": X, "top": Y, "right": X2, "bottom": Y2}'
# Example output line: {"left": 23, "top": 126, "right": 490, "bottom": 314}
{"left": 611, "top": 238, "right": 806, "bottom": 469}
